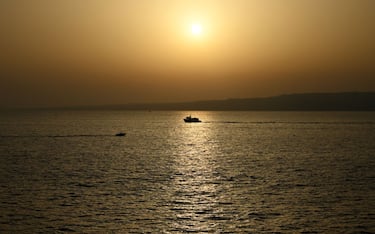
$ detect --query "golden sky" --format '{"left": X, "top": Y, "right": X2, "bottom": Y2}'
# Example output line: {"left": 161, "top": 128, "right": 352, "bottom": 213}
{"left": 0, "top": 0, "right": 374, "bottom": 107}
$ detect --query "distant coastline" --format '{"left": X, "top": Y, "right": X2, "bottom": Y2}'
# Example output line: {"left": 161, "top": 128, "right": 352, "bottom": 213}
{"left": 19, "top": 92, "right": 375, "bottom": 111}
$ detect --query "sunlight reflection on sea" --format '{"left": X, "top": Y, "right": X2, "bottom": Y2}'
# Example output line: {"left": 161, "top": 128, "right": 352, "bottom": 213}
{"left": 0, "top": 111, "right": 374, "bottom": 233}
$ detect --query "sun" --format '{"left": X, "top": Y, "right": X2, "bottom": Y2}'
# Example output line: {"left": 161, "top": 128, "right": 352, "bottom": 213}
{"left": 191, "top": 23, "right": 202, "bottom": 36}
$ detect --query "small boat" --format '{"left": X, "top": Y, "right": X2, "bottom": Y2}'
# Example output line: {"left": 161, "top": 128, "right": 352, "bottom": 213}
{"left": 184, "top": 115, "right": 201, "bottom": 123}
{"left": 115, "top": 132, "right": 126, "bottom": 136}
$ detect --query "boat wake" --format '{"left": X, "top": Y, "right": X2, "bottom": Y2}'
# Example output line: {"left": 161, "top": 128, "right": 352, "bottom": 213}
{"left": 0, "top": 134, "right": 121, "bottom": 138}
{"left": 203, "top": 121, "right": 375, "bottom": 125}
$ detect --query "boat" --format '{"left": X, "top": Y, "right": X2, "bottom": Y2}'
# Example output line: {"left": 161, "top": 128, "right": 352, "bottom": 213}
{"left": 115, "top": 132, "right": 126, "bottom": 136}
{"left": 184, "top": 115, "right": 201, "bottom": 123}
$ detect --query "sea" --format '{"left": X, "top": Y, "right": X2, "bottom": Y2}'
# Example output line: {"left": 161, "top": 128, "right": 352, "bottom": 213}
{"left": 0, "top": 110, "right": 374, "bottom": 233}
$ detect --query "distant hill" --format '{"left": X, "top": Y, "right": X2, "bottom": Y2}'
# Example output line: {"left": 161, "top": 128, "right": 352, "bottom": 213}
{"left": 61, "top": 92, "right": 375, "bottom": 111}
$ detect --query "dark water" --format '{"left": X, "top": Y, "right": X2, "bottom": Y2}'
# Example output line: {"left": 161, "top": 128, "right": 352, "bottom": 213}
{"left": 0, "top": 111, "right": 374, "bottom": 233}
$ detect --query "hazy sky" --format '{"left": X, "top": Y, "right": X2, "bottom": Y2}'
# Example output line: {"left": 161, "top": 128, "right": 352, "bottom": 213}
{"left": 1, "top": 0, "right": 374, "bottom": 108}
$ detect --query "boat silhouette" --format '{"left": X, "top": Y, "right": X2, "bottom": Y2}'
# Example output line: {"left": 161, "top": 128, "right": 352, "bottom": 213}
{"left": 184, "top": 115, "right": 201, "bottom": 123}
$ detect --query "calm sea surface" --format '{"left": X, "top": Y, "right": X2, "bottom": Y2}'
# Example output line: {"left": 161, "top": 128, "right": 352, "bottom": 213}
{"left": 0, "top": 111, "right": 374, "bottom": 233}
